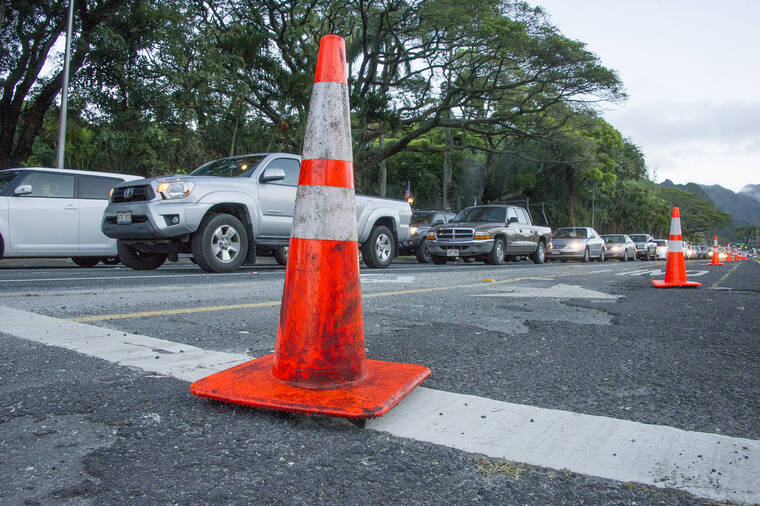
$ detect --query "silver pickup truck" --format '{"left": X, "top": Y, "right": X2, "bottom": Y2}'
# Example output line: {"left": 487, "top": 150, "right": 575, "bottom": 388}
{"left": 102, "top": 153, "right": 411, "bottom": 272}
{"left": 426, "top": 204, "right": 552, "bottom": 264}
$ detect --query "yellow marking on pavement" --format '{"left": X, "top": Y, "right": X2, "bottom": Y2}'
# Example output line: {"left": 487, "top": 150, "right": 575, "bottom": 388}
{"left": 72, "top": 301, "right": 281, "bottom": 322}
{"left": 712, "top": 261, "right": 741, "bottom": 288}
{"left": 70, "top": 273, "right": 574, "bottom": 322}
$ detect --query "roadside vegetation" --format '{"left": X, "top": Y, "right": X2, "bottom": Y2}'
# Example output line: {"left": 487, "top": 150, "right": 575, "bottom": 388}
{"left": 1, "top": 0, "right": 733, "bottom": 238}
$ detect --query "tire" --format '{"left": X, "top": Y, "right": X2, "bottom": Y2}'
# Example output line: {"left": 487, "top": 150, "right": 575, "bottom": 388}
{"left": 431, "top": 254, "right": 447, "bottom": 265}
{"left": 117, "top": 241, "right": 167, "bottom": 270}
{"left": 100, "top": 256, "right": 120, "bottom": 265}
{"left": 599, "top": 248, "right": 606, "bottom": 262}
{"left": 415, "top": 238, "right": 431, "bottom": 263}
{"left": 71, "top": 257, "right": 100, "bottom": 268}
{"left": 582, "top": 247, "right": 590, "bottom": 262}
{"left": 487, "top": 237, "right": 506, "bottom": 265}
{"left": 274, "top": 246, "right": 288, "bottom": 266}
{"left": 191, "top": 213, "right": 248, "bottom": 273}
{"left": 622, "top": 250, "right": 629, "bottom": 262}
{"left": 531, "top": 241, "right": 546, "bottom": 264}
{"left": 361, "top": 225, "right": 394, "bottom": 269}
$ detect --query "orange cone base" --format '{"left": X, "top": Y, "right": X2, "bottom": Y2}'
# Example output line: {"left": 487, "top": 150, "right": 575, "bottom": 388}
{"left": 651, "top": 279, "right": 702, "bottom": 288}
{"left": 190, "top": 354, "right": 431, "bottom": 419}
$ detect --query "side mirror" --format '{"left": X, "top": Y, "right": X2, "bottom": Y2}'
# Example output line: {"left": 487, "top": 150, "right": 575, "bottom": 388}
{"left": 260, "top": 167, "right": 286, "bottom": 183}
{"left": 14, "top": 184, "right": 32, "bottom": 195}
{"left": 508, "top": 216, "right": 519, "bottom": 224}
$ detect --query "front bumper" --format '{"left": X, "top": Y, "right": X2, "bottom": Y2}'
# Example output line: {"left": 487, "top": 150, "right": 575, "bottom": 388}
{"left": 428, "top": 239, "right": 494, "bottom": 257}
{"left": 546, "top": 247, "right": 585, "bottom": 259}
{"left": 102, "top": 201, "right": 211, "bottom": 240}
{"left": 605, "top": 248, "right": 627, "bottom": 258}
{"left": 399, "top": 235, "right": 424, "bottom": 255}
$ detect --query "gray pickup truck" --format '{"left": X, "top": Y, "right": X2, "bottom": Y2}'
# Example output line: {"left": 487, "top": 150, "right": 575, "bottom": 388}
{"left": 426, "top": 204, "right": 552, "bottom": 265}
{"left": 101, "top": 153, "right": 411, "bottom": 272}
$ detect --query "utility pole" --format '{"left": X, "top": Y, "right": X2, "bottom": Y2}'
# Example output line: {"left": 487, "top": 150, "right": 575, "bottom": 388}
{"left": 56, "top": 0, "right": 75, "bottom": 169}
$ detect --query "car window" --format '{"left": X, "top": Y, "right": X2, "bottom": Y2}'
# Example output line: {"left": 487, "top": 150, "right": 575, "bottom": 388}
{"left": 432, "top": 213, "right": 445, "bottom": 225}
{"left": 79, "top": 175, "right": 123, "bottom": 200}
{"left": 630, "top": 235, "right": 647, "bottom": 242}
{"left": 602, "top": 235, "right": 625, "bottom": 243}
{"left": 554, "top": 228, "right": 588, "bottom": 239}
{"left": 453, "top": 206, "right": 506, "bottom": 223}
{"left": 0, "top": 170, "right": 22, "bottom": 192}
{"left": 191, "top": 155, "right": 267, "bottom": 177}
{"left": 516, "top": 208, "right": 531, "bottom": 225}
{"left": 261, "top": 158, "right": 300, "bottom": 186}
{"left": 411, "top": 211, "right": 434, "bottom": 226}
{"left": 19, "top": 171, "right": 75, "bottom": 198}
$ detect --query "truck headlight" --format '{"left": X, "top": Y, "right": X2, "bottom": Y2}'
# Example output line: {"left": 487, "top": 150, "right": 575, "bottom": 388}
{"left": 410, "top": 226, "right": 418, "bottom": 236}
{"left": 157, "top": 181, "right": 194, "bottom": 199}
{"left": 473, "top": 232, "right": 491, "bottom": 240}
{"left": 568, "top": 242, "right": 582, "bottom": 249}
{"left": 426, "top": 231, "right": 436, "bottom": 240}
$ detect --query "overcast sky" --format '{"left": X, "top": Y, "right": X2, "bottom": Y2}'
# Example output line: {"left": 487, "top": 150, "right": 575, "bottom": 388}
{"left": 529, "top": 0, "right": 759, "bottom": 192}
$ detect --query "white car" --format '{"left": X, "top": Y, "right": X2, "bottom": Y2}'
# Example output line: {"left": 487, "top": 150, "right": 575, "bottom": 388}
{"left": 0, "top": 167, "right": 142, "bottom": 266}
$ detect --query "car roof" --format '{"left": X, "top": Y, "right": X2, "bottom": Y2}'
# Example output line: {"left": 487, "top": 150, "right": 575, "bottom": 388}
{"left": 1, "top": 167, "right": 142, "bottom": 181}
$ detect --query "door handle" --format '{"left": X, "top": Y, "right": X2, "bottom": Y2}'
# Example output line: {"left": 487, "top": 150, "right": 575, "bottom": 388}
{"left": 265, "top": 209, "right": 283, "bottom": 214}
{"left": 64, "top": 204, "right": 77, "bottom": 210}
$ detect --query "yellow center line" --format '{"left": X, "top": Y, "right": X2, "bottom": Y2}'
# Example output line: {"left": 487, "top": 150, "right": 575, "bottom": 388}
{"left": 712, "top": 261, "right": 742, "bottom": 289}
{"left": 70, "top": 272, "right": 578, "bottom": 323}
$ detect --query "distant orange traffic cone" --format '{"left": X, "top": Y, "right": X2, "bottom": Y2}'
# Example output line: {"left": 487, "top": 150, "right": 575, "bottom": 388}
{"left": 709, "top": 236, "right": 723, "bottom": 266}
{"left": 725, "top": 244, "right": 734, "bottom": 262}
{"left": 652, "top": 207, "right": 701, "bottom": 288}
{"left": 190, "top": 35, "right": 430, "bottom": 419}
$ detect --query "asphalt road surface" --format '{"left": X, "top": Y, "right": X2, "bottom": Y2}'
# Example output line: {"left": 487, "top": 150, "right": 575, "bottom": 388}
{"left": 1, "top": 256, "right": 758, "bottom": 504}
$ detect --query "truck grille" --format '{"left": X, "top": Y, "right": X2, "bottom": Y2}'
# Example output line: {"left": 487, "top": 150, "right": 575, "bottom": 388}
{"left": 111, "top": 185, "right": 154, "bottom": 203}
{"left": 436, "top": 228, "right": 474, "bottom": 241}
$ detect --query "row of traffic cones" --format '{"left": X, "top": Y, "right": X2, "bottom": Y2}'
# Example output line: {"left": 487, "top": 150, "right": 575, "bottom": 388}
{"left": 653, "top": 207, "right": 749, "bottom": 288}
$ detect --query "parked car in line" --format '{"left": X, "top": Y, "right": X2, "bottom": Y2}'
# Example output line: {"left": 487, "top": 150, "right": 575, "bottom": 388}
{"left": 399, "top": 210, "right": 456, "bottom": 263}
{"left": 629, "top": 233, "right": 656, "bottom": 260}
{"left": 600, "top": 234, "right": 636, "bottom": 261}
{"left": 653, "top": 239, "right": 668, "bottom": 260}
{"left": 425, "top": 205, "right": 552, "bottom": 265}
{"left": 102, "top": 153, "right": 412, "bottom": 273}
{"left": 547, "top": 226, "right": 606, "bottom": 262}
{"left": 0, "top": 167, "right": 142, "bottom": 266}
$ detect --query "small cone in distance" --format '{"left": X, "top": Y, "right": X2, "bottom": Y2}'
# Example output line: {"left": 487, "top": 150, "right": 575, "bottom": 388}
{"left": 652, "top": 207, "right": 701, "bottom": 288}
{"left": 709, "top": 236, "right": 723, "bottom": 266}
{"left": 190, "top": 35, "right": 430, "bottom": 419}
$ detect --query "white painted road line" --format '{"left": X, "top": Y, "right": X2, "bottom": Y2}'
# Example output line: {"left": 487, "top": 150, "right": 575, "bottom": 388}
{"left": 367, "top": 388, "right": 758, "bottom": 503}
{"left": 0, "top": 271, "right": 279, "bottom": 284}
{"left": 0, "top": 306, "right": 757, "bottom": 503}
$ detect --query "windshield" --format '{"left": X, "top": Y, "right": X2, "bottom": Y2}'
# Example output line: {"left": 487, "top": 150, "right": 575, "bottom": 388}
{"left": 190, "top": 155, "right": 267, "bottom": 177}
{"left": 554, "top": 228, "right": 587, "bottom": 239}
{"left": 452, "top": 206, "right": 506, "bottom": 223}
{"left": 630, "top": 234, "right": 648, "bottom": 242}
{"left": 411, "top": 211, "right": 435, "bottom": 226}
{"left": 602, "top": 235, "right": 625, "bottom": 244}
{"left": 655, "top": 240, "right": 667, "bottom": 246}
{"left": 0, "top": 170, "right": 21, "bottom": 192}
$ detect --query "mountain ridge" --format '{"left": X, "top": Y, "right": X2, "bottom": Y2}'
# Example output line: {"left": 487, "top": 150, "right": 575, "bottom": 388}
{"left": 659, "top": 180, "right": 760, "bottom": 225}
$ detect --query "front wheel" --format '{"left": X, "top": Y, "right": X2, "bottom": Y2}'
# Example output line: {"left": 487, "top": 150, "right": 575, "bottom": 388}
{"left": 100, "top": 256, "right": 120, "bottom": 265}
{"left": 361, "top": 225, "right": 394, "bottom": 269}
{"left": 415, "top": 238, "right": 431, "bottom": 263}
{"left": 531, "top": 241, "right": 546, "bottom": 264}
{"left": 71, "top": 257, "right": 100, "bottom": 268}
{"left": 191, "top": 213, "right": 248, "bottom": 273}
{"left": 274, "top": 246, "right": 288, "bottom": 266}
{"left": 487, "top": 237, "right": 506, "bottom": 265}
{"left": 598, "top": 248, "right": 606, "bottom": 262}
{"left": 582, "top": 247, "right": 590, "bottom": 262}
{"left": 117, "top": 241, "right": 167, "bottom": 270}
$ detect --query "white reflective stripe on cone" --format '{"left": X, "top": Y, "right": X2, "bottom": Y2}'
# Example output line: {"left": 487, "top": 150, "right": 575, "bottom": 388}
{"left": 669, "top": 217, "right": 682, "bottom": 236}
{"left": 291, "top": 185, "right": 358, "bottom": 241}
{"left": 668, "top": 239, "right": 684, "bottom": 253}
{"left": 302, "top": 82, "right": 353, "bottom": 162}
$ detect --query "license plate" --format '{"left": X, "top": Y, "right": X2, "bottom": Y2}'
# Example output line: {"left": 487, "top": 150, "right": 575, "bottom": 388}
{"left": 116, "top": 211, "right": 132, "bottom": 224}
{"left": 446, "top": 249, "right": 459, "bottom": 257}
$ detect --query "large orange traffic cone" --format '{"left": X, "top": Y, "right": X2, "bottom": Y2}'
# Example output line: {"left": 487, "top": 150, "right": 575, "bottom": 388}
{"left": 709, "top": 236, "right": 723, "bottom": 266}
{"left": 652, "top": 207, "right": 701, "bottom": 288}
{"left": 190, "top": 35, "right": 430, "bottom": 419}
